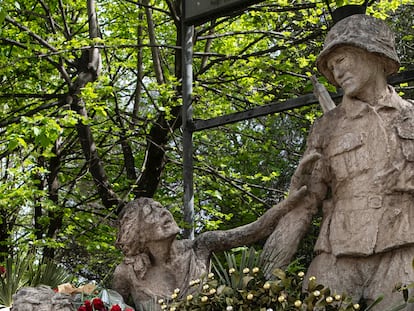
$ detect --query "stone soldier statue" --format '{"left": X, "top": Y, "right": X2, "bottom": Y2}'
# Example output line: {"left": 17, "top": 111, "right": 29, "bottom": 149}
{"left": 261, "top": 14, "right": 414, "bottom": 310}
{"left": 111, "top": 160, "right": 318, "bottom": 311}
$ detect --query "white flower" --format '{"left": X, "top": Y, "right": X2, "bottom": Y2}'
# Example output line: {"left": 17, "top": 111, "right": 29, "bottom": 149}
{"left": 226, "top": 306, "right": 233, "bottom": 311}
{"left": 252, "top": 267, "right": 259, "bottom": 273}
{"left": 243, "top": 268, "right": 250, "bottom": 274}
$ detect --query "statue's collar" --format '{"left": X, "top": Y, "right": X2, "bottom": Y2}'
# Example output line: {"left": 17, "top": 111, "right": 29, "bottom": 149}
{"left": 342, "top": 85, "right": 401, "bottom": 118}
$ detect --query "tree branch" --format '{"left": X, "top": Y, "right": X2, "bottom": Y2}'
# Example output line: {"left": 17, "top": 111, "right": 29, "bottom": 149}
{"left": 67, "top": 0, "right": 123, "bottom": 210}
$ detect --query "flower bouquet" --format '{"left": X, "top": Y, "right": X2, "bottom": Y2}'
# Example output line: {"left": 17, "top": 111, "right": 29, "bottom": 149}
{"left": 57, "top": 283, "right": 134, "bottom": 311}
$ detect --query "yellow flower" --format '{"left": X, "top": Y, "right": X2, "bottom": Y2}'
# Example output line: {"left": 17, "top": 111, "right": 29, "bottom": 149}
{"left": 169, "top": 307, "right": 176, "bottom": 311}
{"left": 252, "top": 267, "right": 260, "bottom": 273}
{"left": 353, "top": 304, "right": 360, "bottom": 310}
{"left": 209, "top": 288, "right": 216, "bottom": 295}
{"left": 173, "top": 288, "right": 180, "bottom": 294}
{"left": 171, "top": 293, "right": 178, "bottom": 299}
{"left": 229, "top": 268, "right": 236, "bottom": 274}
{"left": 201, "top": 296, "right": 208, "bottom": 302}
{"left": 335, "top": 294, "right": 342, "bottom": 301}
{"left": 294, "top": 300, "right": 302, "bottom": 307}
{"left": 186, "top": 294, "right": 193, "bottom": 301}
{"left": 313, "top": 290, "right": 321, "bottom": 297}
{"left": 278, "top": 295, "right": 286, "bottom": 302}
{"left": 263, "top": 282, "right": 271, "bottom": 290}
{"left": 309, "top": 276, "right": 316, "bottom": 281}
{"left": 208, "top": 273, "right": 214, "bottom": 279}
{"left": 247, "top": 293, "right": 254, "bottom": 300}
{"left": 297, "top": 271, "right": 305, "bottom": 278}
{"left": 158, "top": 299, "right": 164, "bottom": 304}
{"left": 243, "top": 268, "right": 250, "bottom": 274}
{"left": 326, "top": 296, "right": 333, "bottom": 303}
{"left": 203, "top": 284, "right": 209, "bottom": 290}
{"left": 226, "top": 306, "right": 233, "bottom": 311}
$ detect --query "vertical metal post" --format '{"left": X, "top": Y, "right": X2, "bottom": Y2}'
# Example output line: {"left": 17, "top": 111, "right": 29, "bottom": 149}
{"left": 182, "top": 3, "right": 195, "bottom": 240}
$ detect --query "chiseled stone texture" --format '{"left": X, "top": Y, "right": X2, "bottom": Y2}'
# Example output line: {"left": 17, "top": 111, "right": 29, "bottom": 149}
{"left": 11, "top": 286, "right": 74, "bottom": 311}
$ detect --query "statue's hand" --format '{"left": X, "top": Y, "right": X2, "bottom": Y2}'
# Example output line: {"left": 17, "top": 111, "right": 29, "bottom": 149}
{"left": 289, "top": 152, "right": 322, "bottom": 194}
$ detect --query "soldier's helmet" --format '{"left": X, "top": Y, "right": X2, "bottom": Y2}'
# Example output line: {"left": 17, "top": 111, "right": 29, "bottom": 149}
{"left": 316, "top": 14, "right": 400, "bottom": 86}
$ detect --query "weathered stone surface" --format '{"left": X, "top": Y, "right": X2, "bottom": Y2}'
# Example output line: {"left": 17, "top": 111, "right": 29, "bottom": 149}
{"left": 262, "top": 14, "right": 414, "bottom": 311}
{"left": 11, "top": 286, "right": 74, "bottom": 311}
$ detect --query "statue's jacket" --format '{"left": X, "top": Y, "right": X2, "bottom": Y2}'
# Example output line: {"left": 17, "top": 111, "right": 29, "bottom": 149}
{"left": 302, "top": 86, "right": 414, "bottom": 257}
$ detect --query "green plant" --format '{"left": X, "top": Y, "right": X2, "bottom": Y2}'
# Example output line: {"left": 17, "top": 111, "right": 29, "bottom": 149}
{"left": 0, "top": 252, "right": 72, "bottom": 307}
{"left": 0, "top": 253, "right": 32, "bottom": 307}
{"left": 162, "top": 248, "right": 414, "bottom": 311}
{"left": 162, "top": 247, "right": 359, "bottom": 310}
{"left": 27, "top": 257, "right": 72, "bottom": 289}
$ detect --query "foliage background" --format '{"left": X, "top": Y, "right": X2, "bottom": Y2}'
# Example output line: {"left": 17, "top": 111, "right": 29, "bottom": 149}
{"left": 0, "top": 0, "right": 413, "bottom": 285}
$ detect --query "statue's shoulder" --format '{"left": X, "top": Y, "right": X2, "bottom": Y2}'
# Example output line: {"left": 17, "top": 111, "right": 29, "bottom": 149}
{"left": 311, "top": 105, "right": 345, "bottom": 132}
{"left": 403, "top": 98, "right": 414, "bottom": 107}
{"left": 399, "top": 97, "right": 414, "bottom": 117}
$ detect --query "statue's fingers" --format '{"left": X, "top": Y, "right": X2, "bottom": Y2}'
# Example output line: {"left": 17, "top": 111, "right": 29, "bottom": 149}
{"left": 288, "top": 185, "right": 308, "bottom": 204}
{"left": 296, "top": 153, "right": 321, "bottom": 176}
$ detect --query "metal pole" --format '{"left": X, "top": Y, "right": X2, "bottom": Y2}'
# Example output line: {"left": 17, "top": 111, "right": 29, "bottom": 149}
{"left": 182, "top": 5, "right": 195, "bottom": 240}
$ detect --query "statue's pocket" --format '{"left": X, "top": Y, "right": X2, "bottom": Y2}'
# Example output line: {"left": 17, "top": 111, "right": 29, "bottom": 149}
{"left": 396, "top": 120, "right": 414, "bottom": 162}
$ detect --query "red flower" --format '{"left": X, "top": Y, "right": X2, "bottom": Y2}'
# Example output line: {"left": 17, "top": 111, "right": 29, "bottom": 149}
{"left": 125, "top": 309, "right": 134, "bottom": 311}
{"left": 84, "top": 300, "right": 93, "bottom": 311}
{"left": 92, "top": 297, "right": 107, "bottom": 311}
{"left": 110, "top": 305, "right": 122, "bottom": 311}
{"left": 0, "top": 265, "right": 6, "bottom": 276}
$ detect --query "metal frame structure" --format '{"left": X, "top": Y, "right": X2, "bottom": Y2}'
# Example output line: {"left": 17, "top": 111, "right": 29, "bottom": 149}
{"left": 181, "top": 0, "right": 414, "bottom": 239}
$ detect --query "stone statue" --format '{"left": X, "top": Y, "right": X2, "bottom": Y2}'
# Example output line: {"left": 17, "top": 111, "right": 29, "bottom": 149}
{"left": 111, "top": 156, "right": 318, "bottom": 310}
{"left": 11, "top": 286, "right": 74, "bottom": 311}
{"left": 261, "top": 14, "right": 414, "bottom": 310}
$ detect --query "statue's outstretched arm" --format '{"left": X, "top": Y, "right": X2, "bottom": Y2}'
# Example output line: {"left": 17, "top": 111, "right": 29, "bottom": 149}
{"left": 195, "top": 153, "right": 321, "bottom": 254}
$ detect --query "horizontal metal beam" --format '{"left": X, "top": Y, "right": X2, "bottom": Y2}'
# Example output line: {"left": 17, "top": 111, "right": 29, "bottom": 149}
{"left": 184, "top": 0, "right": 265, "bottom": 25}
{"left": 192, "top": 69, "right": 414, "bottom": 132}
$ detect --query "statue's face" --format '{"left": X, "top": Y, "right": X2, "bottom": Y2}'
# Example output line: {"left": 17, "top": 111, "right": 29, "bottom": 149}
{"left": 140, "top": 200, "right": 180, "bottom": 241}
{"left": 326, "top": 46, "right": 384, "bottom": 98}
